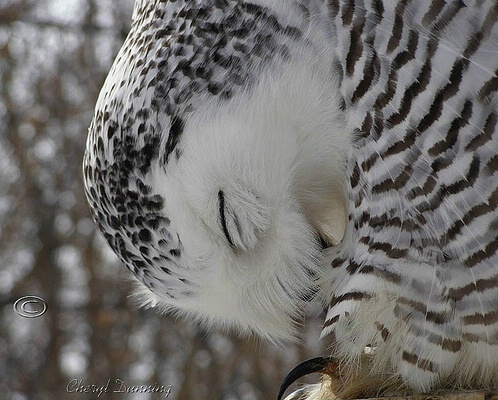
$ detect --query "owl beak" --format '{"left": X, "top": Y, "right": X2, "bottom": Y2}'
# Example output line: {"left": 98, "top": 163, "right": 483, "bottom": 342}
{"left": 318, "top": 233, "right": 330, "bottom": 249}
{"left": 277, "top": 356, "right": 332, "bottom": 400}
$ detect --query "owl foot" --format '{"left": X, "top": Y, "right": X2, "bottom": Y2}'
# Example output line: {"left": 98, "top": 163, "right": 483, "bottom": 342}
{"left": 278, "top": 356, "right": 498, "bottom": 400}
{"left": 277, "top": 354, "right": 386, "bottom": 400}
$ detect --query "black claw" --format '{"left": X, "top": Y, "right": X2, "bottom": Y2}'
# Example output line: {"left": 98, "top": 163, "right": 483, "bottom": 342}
{"left": 277, "top": 356, "right": 332, "bottom": 400}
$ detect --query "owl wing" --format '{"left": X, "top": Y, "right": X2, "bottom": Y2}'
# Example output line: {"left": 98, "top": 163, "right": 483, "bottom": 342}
{"left": 321, "top": 0, "right": 498, "bottom": 390}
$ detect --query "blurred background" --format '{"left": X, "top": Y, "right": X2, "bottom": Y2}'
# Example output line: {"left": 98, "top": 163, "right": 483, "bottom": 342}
{"left": 0, "top": 0, "right": 328, "bottom": 399}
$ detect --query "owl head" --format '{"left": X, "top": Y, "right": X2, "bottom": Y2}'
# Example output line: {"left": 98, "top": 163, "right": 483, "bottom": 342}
{"left": 83, "top": 2, "right": 348, "bottom": 342}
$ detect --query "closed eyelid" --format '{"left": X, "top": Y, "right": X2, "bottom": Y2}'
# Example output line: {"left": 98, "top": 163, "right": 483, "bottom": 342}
{"left": 218, "top": 190, "right": 235, "bottom": 247}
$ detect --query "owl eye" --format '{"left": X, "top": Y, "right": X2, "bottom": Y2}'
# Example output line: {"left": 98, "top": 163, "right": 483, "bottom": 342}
{"left": 218, "top": 190, "right": 235, "bottom": 247}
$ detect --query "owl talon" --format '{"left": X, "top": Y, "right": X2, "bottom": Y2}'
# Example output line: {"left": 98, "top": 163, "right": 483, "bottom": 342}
{"left": 277, "top": 356, "right": 333, "bottom": 400}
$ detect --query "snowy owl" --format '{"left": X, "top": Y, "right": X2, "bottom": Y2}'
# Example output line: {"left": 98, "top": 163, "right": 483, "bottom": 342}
{"left": 83, "top": 0, "right": 498, "bottom": 399}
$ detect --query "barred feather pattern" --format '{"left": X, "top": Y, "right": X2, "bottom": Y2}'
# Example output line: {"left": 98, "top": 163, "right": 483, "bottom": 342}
{"left": 321, "top": 0, "right": 498, "bottom": 392}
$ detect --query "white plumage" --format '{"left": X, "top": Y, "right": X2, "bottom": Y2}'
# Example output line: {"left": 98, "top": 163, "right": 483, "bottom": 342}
{"left": 146, "top": 54, "right": 348, "bottom": 340}
{"left": 83, "top": 0, "right": 498, "bottom": 398}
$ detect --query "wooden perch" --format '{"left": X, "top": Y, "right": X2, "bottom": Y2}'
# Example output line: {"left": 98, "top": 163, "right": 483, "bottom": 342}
{"left": 356, "top": 393, "right": 498, "bottom": 400}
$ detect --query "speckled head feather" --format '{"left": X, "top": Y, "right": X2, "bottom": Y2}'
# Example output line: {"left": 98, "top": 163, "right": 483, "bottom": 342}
{"left": 83, "top": 0, "right": 348, "bottom": 342}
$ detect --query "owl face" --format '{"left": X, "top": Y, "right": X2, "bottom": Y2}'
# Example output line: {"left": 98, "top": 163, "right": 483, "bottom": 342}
{"left": 141, "top": 96, "right": 332, "bottom": 341}
{"left": 84, "top": 43, "right": 349, "bottom": 342}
